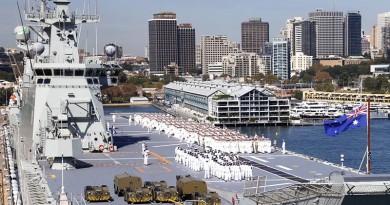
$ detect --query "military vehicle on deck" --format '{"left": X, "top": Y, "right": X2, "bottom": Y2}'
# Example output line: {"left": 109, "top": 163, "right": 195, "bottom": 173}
{"left": 176, "top": 175, "right": 208, "bottom": 200}
{"left": 193, "top": 192, "right": 221, "bottom": 205}
{"left": 176, "top": 175, "right": 221, "bottom": 205}
{"left": 124, "top": 187, "right": 153, "bottom": 204}
{"left": 175, "top": 200, "right": 207, "bottom": 205}
{"left": 144, "top": 180, "right": 179, "bottom": 202}
{"left": 84, "top": 185, "right": 111, "bottom": 202}
{"left": 114, "top": 172, "right": 142, "bottom": 196}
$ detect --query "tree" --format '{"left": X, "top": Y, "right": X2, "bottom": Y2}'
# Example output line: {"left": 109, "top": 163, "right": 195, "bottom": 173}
{"left": 202, "top": 74, "right": 210, "bottom": 81}
{"left": 263, "top": 74, "right": 279, "bottom": 84}
{"left": 118, "top": 72, "right": 128, "bottom": 84}
{"left": 251, "top": 73, "right": 265, "bottom": 82}
{"left": 312, "top": 71, "right": 332, "bottom": 83}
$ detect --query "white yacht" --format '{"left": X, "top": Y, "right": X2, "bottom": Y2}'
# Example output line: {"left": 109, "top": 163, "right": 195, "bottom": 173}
{"left": 290, "top": 101, "right": 343, "bottom": 118}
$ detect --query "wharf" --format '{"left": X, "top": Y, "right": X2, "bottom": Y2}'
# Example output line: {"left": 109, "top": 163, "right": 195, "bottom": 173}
{"left": 42, "top": 112, "right": 363, "bottom": 205}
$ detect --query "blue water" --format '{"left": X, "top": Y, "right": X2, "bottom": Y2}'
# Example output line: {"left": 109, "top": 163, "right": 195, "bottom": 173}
{"left": 104, "top": 105, "right": 390, "bottom": 174}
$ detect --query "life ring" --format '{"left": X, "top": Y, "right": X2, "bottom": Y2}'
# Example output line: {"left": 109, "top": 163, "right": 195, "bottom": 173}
{"left": 98, "top": 144, "right": 105, "bottom": 151}
{"left": 108, "top": 146, "right": 114, "bottom": 152}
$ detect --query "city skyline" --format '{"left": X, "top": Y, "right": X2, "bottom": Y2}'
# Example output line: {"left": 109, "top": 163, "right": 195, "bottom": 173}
{"left": 0, "top": 0, "right": 389, "bottom": 56}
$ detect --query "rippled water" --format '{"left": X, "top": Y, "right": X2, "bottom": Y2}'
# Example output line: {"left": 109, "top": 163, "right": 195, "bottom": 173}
{"left": 104, "top": 105, "right": 390, "bottom": 174}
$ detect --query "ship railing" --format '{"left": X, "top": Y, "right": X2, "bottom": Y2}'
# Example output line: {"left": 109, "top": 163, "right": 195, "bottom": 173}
{"left": 25, "top": 11, "right": 58, "bottom": 20}
{"left": 74, "top": 13, "right": 100, "bottom": 21}
{"left": 35, "top": 56, "right": 55, "bottom": 64}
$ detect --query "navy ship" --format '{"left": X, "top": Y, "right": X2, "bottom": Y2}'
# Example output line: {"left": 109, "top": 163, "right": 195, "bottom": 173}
{"left": 3, "top": 1, "right": 390, "bottom": 205}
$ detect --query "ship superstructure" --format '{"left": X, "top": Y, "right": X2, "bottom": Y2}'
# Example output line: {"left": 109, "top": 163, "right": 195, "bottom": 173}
{"left": 12, "top": 0, "right": 120, "bottom": 168}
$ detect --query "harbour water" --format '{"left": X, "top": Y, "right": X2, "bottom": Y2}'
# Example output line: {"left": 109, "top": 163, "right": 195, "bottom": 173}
{"left": 104, "top": 105, "right": 390, "bottom": 174}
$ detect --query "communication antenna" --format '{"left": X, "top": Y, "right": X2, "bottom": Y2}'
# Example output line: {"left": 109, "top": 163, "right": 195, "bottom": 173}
{"left": 16, "top": 1, "right": 34, "bottom": 71}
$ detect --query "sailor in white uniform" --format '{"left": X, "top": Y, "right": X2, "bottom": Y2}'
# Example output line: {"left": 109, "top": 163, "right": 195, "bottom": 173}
{"left": 112, "top": 114, "right": 116, "bottom": 122}
{"left": 282, "top": 140, "right": 286, "bottom": 154}
{"left": 128, "top": 115, "right": 132, "bottom": 125}
{"left": 141, "top": 141, "right": 146, "bottom": 154}
{"left": 143, "top": 148, "right": 149, "bottom": 165}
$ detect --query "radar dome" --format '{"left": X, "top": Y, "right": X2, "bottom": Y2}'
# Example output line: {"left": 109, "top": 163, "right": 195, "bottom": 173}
{"left": 30, "top": 43, "right": 45, "bottom": 55}
{"left": 105, "top": 44, "right": 116, "bottom": 57}
{"left": 14, "top": 26, "right": 30, "bottom": 42}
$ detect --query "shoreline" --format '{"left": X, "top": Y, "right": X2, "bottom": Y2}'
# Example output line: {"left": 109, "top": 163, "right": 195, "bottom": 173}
{"left": 102, "top": 102, "right": 151, "bottom": 107}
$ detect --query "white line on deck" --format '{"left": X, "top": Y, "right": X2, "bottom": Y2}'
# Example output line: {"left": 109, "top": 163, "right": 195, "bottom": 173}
{"left": 276, "top": 165, "right": 292, "bottom": 171}
{"left": 259, "top": 182, "right": 293, "bottom": 188}
{"left": 104, "top": 153, "right": 122, "bottom": 165}
{"left": 152, "top": 143, "right": 187, "bottom": 148}
{"left": 249, "top": 156, "right": 269, "bottom": 163}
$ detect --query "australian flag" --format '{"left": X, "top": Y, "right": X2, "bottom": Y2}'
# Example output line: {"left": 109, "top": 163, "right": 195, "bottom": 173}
{"left": 323, "top": 104, "right": 368, "bottom": 136}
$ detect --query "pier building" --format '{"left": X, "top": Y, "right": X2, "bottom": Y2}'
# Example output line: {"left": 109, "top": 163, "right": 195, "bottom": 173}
{"left": 164, "top": 81, "right": 290, "bottom": 124}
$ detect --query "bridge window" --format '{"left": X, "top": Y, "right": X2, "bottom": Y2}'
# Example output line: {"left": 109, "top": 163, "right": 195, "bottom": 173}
{"left": 87, "top": 79, "right": 93, "bottom": 84}
{"left": 54, "top": 69, "right": 64, "bottom": 76}
{"left": 43, "top": 79, "right": 51, "bottom": 84}
{"left": 93, "top": 78, "right": 99, "bottom": 84}
{"left": 85, "top": 69, "right": 94, "bottom": 77}
{"left": 35, "top": 69, "right": 44, "bottom": 76}
{"left": 64, "top": 69, "right": 73, "bottom": 76}
{"left": 43, "top": 69, "right": 52, "bottom": 76}
{"left": 75, "top": 69, "right": 84, "bottom": 76}
{"left": 37, "top": 79, "right": 43, "bottom": 84}
{"left": 68, "top": 93, "right": 75, "bottom": 98}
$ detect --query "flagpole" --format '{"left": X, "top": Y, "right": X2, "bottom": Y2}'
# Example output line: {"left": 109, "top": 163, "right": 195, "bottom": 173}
{"left": 367, "top": 97, "right": 371, "bottom": 174}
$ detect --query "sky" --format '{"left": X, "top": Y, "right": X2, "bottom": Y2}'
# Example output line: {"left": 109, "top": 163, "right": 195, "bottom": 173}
{"left": 1, "top": 0, "right": 390, "bottom": 56}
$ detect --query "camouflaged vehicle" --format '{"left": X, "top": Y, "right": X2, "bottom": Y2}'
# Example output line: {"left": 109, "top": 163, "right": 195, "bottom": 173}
{"left": 176, "top": 175, "right": 207, "bottom": 200}
{"left": 144, "top": 180, "right": 179, "bottom": 203}
{"left": 84, "top": 185, "right": 111, "bottom": 202}
{"left": 193, "top": 191, "right": 222, "bottom": 205}
{"left": 114, "top": 172, "right": 142, "bottom": 196}
{"left": 123, "top": 187, "right": 153, "bottom": 204}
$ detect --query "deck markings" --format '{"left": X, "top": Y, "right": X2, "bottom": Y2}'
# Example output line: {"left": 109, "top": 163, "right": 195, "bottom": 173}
{"left": 104, "top": 153, "right": 121, "bottom": 165}
{"left": 135, "top": 166, "right": 145, "bottom": 173}
{"left": 83, "top": 151, "right": 141, "bottom": 155}
{"left": 249, "top": 156, "right": 269, "bottom": 163}
{"left": 276, "top": 165, "right": 293, "bottom": 171}
{"left": 259, "top": 182, "right": 293, "bottom": 188}
{"left": 149, "top": 151, "right": 172, "bottom": 164}
{"left": 240, "top": 157, "right": 309, "bottom": 183}
{"left": 162, "top": 166, "right": 173, "bottom": 172}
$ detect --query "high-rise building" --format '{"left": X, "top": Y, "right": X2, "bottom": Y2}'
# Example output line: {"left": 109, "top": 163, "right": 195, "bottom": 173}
{"left": 259, "top": 42, "right": 273, "bottom": 75}
{"left": 345, "top": 12, "right": 362, "bottom": 56}
{"left": 148, "top": 12, "right": 178, "bottom": 75}
{"left": 371, "top": 25, "right": 378, "bottom": 49}
{"left": 361, "top": 35, "right": 371, "bottom": 55}
{"left": 177, "top": 23, "right": 195, "bottom": 74}
{"left": 222, "top": 53, "right": 260, "bottom": 78}
{"left": 272, "top": 38, "right": 291, "bottom": 80}
{"left": 309, "top": 9, "right": 344, "bottom": 57}
{"left": 195, "top": 44, "right": 202, "bottom": 65}
{"left": 282, "top": 17, "right": 304, "bottom": 70}
{"left": 200, "top": 35, "right": 240, "bottom": 74}
{"left": 291, "top": 52, "right": 313, "bottom": 73}
{"left": 377, "top": 12, "right": 390, "bottom": 51}
{"left": 383, "top": 26, "right": 390, "bottom": 58}
{"left": 293, "top": 20, "right": 316, "bottom": 57}
{"left": 241, "top": 18, "right": 269, "bottom": 54}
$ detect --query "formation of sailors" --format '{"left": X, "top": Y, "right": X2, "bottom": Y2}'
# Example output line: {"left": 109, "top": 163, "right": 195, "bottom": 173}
{"left": 175, "top": 146, "right": 253, "bottom": 181}
{"left": 133, "top": 113, "right": 272, "bottom": 154}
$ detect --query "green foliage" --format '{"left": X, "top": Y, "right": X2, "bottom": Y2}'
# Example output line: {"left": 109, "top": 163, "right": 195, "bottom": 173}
{"left": 188, "top": 68, "right": 202, "bottom": 76}
{"left": 206, "top": 116, "right": 214, "bottom": 121}
{"left": 263, "top": 74, "right": 279, "bottom": 84}
{"left": 363, "top": 76, "right": 390, "bottom": 94}
{"left": 202, "top": 74, "right": 210, "bottom": 81}
{"left": 292, "top": 90, "right": 303, "bottom": 100}
{"left": 314, "top": 82, "right": 335, "bottom": 92}
{"left": 118, "top": 72, "right": 128, "bottom": 84}
{"left": 213, "top": 94, "right": 231, "bottom": 100}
